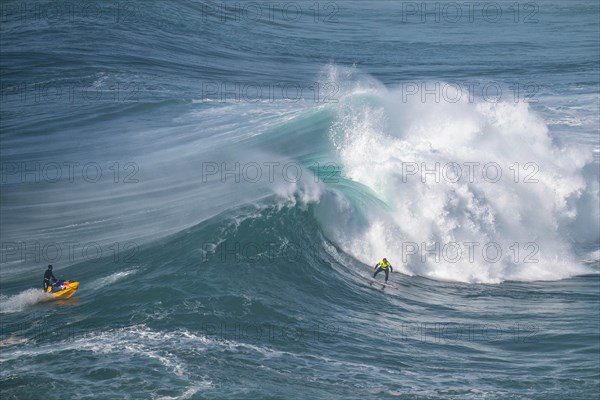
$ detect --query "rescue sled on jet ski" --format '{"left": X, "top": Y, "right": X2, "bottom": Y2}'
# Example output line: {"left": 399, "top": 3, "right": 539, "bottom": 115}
{"left": 46, "top": 280, "right": 79, "bottom": 299}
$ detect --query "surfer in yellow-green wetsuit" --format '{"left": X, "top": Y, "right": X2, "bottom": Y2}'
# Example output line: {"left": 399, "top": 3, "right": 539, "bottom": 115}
{"left": 373, "top": 258, "right": 393, "bottom": 283}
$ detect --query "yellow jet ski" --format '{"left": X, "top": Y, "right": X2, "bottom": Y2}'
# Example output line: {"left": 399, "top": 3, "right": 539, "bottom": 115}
{"left": 46, "top": 280, "right": 79, "bottom": 299}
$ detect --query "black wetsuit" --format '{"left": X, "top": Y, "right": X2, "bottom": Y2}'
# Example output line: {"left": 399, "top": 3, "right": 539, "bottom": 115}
{"left": 373, "top": 261, "right": 393, "bottom": 282}
{"left": 43, "top": 269, "right": 56, "bottom": 291}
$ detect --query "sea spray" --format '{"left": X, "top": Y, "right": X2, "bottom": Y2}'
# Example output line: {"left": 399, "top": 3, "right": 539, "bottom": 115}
{"left": 320, "top": 73, "right": 595, "bottom": 282}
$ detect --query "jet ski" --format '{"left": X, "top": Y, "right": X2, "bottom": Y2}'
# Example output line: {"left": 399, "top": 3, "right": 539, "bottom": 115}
{"left": 46, "top": 280, "right": 79, "bottom": 299}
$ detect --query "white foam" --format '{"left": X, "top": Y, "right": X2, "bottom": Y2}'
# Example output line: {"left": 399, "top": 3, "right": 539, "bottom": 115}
{"left": 0, "top": 289, "right": 52, "bottom": 313}
{"left": 273, "top": 177, "right": 323, "bottom": 210}
{"left": 156, "top": 387, "right": 204, "bottom": 400}
{"left": 582, "top": 249, "right": 600, "bottom": 263}
{"left": 90, "top": 267, "right": 140, "bottom": 290}
{"left": 322, "top": 68, "right": 597, "bottom": 283}
{"left": 0, "top": 324, "right": 213, "bottom": 392}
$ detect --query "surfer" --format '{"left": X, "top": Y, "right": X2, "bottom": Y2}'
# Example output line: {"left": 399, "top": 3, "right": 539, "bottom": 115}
{"left": 43, "top": 264, "right": 57, "bottom": 291}
{"left": 373, "top": 258, "right": 393, "bottom": 283}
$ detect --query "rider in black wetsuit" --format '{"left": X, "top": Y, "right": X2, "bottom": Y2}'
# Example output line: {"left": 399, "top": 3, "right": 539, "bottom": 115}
{"left": 43, "top": 264, "right": 57, "bottom": 291}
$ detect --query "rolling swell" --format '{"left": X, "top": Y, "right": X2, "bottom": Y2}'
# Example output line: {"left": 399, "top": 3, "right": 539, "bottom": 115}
{"left": 1, "top": 71, "right": 597, "bottom": 284}
{"left": 1, "top": 198, "right": 598, "bottom": 399}
{"left": 1, "top": 1, "right": 599, "bottom": 397}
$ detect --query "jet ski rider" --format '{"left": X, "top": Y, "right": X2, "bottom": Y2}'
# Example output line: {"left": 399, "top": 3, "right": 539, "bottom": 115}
{"left": 43, "top": 264, "right": 57, "bottom": 291}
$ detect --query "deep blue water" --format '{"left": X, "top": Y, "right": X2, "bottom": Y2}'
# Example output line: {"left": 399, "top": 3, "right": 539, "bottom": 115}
{"left": 1, "top": 1, "right": 599, "bottom": 399}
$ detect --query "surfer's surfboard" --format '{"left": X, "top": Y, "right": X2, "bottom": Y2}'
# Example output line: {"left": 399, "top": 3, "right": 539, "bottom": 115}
{"left": 369, "top": 279, "right": 398, "bottom": 289}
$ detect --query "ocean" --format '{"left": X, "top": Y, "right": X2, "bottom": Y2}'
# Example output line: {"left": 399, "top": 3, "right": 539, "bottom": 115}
{"left": 0, "top": 1, "right": 599, "bottom": 399}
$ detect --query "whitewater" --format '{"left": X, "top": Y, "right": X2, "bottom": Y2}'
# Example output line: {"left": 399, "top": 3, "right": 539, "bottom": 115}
{"left": 1, "top": 1, "right": 598, "bottom": 399}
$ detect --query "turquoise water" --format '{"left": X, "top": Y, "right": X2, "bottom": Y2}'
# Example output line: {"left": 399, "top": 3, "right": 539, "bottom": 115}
{"left": 1, "top": 1, "right": 599, "bottom": 399}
